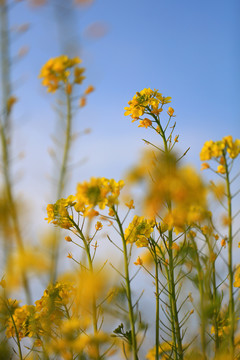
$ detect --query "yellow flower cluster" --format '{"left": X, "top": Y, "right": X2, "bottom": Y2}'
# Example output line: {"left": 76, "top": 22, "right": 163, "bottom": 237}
{"left": 6, "top": 304, "right": 36, "bottom": 340}
{"left": 45, "top": 195, "right": 75, "bottom": 228}
{"left": 45, "top": 178, "right": 124, "bottom": 225}
{"left": 200, "top": 136, "right": 240, "bottom": 161}
{"left": 124, "top": 215, "right": 155, "bottom": 247}
{"left": 75, "top": 177, "right": 124, "bottom": 214}
{"left": 124, "top": 88, "right": 171, "bottom": 121}
{"left": 5, "top": 282, "right": 75, "bottom": 343}
{"left": 39, "top": 55, "right": 85, "bottom": 93}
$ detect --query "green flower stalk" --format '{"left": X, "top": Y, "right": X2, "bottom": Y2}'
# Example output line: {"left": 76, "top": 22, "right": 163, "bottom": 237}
{"left": 113, "top": 207, "right": 139, "bottom": 360}
{"left": 200, "top": 135, "right": 240, "bottom": 358}
{"left": 0, "top": 0, "right": 31, "bottom": 304}
{"left": 39, "top": 55, "right": 93, "bottom": 283}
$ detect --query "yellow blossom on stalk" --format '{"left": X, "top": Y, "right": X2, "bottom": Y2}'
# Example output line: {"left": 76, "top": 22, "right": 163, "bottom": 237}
{"left": 80, "top": 96, "right": 86, "bottom": 107}
{"left": 217, "top": 165, "right": 226, "bottom": 174}
{"left": 74, "top": 66, "right": 85, "bottom": 84}
{"left": 65, "top": 236, "right": 72, "bottom": 242}
{"left": 84, "top": 85, "right": 95, "bottom": 94}
{"left": 138, "top": 118, "right": 152, "bottom": 128}
{"left": 125, "top": 199, "right": 135, "bottom": 209}
{"left": 75, "top": 177, "right": 124, "bottom": 214}
{"left": 6, "top": 96, "right": 17, "bottom": 114}
{"left": 134, "top": 256, "right": 143, "bottom": 266}
{"left": 45, "top": 198, "right": 73, "bottom": 229}
{"left": 221, "top": 238, "right": 227, "bottom": 248}
{"left": 124, "top": 88, "right": 170, "bottom": 120}
{"left": 201, "top": 162, "right": 210, "bottom": 171}
{"left": 39, "top": 55, "right": 84, "bottom": 93}
{"left": 223, "top": 135, "right": 240, "bottom": 159}
{"left": 95, "top": 221, "right": 103, "bottom": 231}
{"left": 167, "top": 107, "right": 174, "bottom": 116}
{"left": 234, "top": 266, "right": 240, "bottom": 287}
{"left": 124, "top": 215, "right": 155, "bottom": 246}
{"left": 200, "top": 136, "right": 240, "bottom": 162}
{"left": 6, "top": 304, "right": 36, "bottom": 340}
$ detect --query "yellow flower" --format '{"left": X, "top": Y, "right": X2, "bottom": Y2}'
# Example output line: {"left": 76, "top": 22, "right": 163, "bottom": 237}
{"left": 138, "top": 118, "right": 152, "bottom": 128}
{"left": 65, "top": 236, "right": 72, "bottom": 242}
{"left": 95, "top": 221, "right": 103, "bottom": 231}
{"left": 124, "top": 215, "right": 155, "bottom": 245}
{"left": 134, "top": 256, "right": 143, "bottom": 266}
{"left": 80, "top": 96, "right": 86, "bottom": 107}
{"left": 234, "top": 266, "right": 240, "bottom": 287}
{"left": 167, "top": 107, "right": 174, "bottom": 116}
{"left": 39, "top": 55, "right": 84, "bottom": 93}
{"left": 84, "top": 85, "right": 95, "bottom": 94}
{"left": 125, "top": 199, "right": 135, "bottom": 209}
{"left": 217, "top": 165, "right": 226, "bottom": 174}
{"left": 74, "top": 66, "right": 85, "bottom": 84}
{"left": 6, "top": 96, "right": 18, "bottom": 114}
{"left": 221, "top": 238, "right": 226, "bottom": 248}
{"left": 124, "top": 88, "right": 164, "bottom": 120}
{"left": 75, "top": 177, "right": 124, "bottom": 213}
{"left": 201, "top": 162, "right": 210, "bottom": 170}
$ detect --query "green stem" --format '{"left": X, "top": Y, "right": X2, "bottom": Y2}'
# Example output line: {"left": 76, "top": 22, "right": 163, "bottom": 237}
{"left": 160, "top": 126, "right": 183, "bottom": 359}
{"left": 0, "top": 3, "right": 31, "bottom": 304}
{"left": 153, "top": 247, "right": 160, "bottom": 359}
{"left": 191, "top": 237, "right": 207, "bottom": 359}
{"left": 168, "top": 230, "right": 183, "bottom": 360}
{"left": 113, "top": 208, "right": 138, "bottom": 360}
{"left": 5, "top": 300, "right": 23, "bottom": 360}
{"left": 50, "top": 91, "right": 72, "bottom": 283}
{"left": 212, "top": 260, "right": 220, "bottom": 354}
{"left": 224, "top": 153, "right": 234, "bottom": 358}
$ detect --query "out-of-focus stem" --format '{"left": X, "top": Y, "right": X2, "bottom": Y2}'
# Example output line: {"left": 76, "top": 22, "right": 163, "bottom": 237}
{"left": 224, "top": 153, "right": 234, "bottom": 358}
{"left": 5, "top": 300, "right": 23, "bottom": 360}
{"left": 191, "top": 237, "right": 207, "bottom": 359}
{"left": 70, "top": 218, "right": 100, "bottom": 359}
{"left": 50, "top": 90, "right": 72, "bottom": 283}
{"left": 0, "top": 0, "right": 11, "bottom": 131}
{"left": 0, "top": 1, "right": 31, "bottom": 305}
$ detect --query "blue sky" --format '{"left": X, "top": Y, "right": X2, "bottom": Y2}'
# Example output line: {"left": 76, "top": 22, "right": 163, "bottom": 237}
{"left": 7, "top": 0, "right": 240, "bottom": 216}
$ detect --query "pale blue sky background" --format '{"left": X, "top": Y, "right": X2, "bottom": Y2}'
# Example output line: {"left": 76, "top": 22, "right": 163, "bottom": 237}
{"left": 3, "top": 0, "right": 240, "bottom": 343}
{"left": 7, "top": 0, "right": 240, "bottom": 221}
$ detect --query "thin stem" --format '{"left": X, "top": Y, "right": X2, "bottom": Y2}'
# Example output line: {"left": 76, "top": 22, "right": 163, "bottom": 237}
{"left": 154, "top": 247, "right": 160, "bottom": 359}
{"left": 190, "top": 237, "right": 207, "bottom": 359}
{"left": 113, "top": 208, "right": 138, "bottom": 360}
{"left": 5, "top": 300, "right": 23, "bottom": 360}
{"left": 50, "top": 90, "right": 72, "bottom": 283}
{"left": 224, "top": 152, "right": 234, "bottom": 358}
{"left": 0, "top": 2, "right": 31, "bottom": 304}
